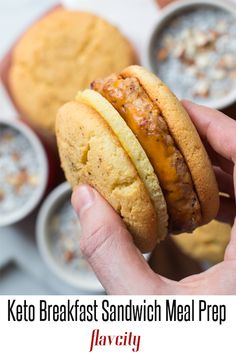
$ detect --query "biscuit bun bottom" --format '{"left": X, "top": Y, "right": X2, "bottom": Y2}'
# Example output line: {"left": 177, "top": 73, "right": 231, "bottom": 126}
{"left": 91, "top": 66, "right": 219, "bottom": 233}
{"left": 56, "top": 101, "right": 164, "bottom": 253}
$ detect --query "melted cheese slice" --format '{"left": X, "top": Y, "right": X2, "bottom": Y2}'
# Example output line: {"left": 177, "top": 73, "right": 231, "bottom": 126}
{"left": 76, "top": 89, "right": 168, "bottom": 240}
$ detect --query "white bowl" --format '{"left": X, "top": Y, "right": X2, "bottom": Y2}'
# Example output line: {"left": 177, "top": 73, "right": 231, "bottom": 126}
{"left": 148, "top": 0, "right": 236, "bottom": 110}
{"left": 36, "top": 182, "right": 104, "bottom": 293}
{"left": 0, "top": 118, "right": 48, "bottom": 227}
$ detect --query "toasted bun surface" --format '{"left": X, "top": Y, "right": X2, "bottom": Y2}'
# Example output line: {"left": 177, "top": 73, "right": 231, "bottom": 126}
{"left": 76, "top": 89, "right": 168, "bottom": 241}
{"left": 56, "top": 101, "right": 161, "bottom": 252}
{"left": 121, "top": 66, "right": 219, "bottom": 224}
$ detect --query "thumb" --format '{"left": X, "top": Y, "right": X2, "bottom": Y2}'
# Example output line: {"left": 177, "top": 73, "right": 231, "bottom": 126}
{"left": 71, "top": 184, "right": 161, "bottom": 294}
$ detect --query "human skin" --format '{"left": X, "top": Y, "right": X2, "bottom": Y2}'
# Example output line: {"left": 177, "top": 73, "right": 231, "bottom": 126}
{"left": 72, "top": 101, "right": 236, "bottom": 294}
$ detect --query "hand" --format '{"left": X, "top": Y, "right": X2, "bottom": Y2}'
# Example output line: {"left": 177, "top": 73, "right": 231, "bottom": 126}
{"left": 72, "top": 101, "right": 236, "bottom": 294}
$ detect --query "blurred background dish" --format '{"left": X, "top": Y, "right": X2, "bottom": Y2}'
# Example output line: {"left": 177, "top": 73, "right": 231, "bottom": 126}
{"left": 149, "top": 0, "right": 236, "bottom": 110}
{"left": 0, "top": 118, "right": 48, "bottom": 227}
{"left": 36, "top": 182, "right": 104, "bottom": 293}
{"left": 173, "top": 220, "right": 231, "bottom": 264}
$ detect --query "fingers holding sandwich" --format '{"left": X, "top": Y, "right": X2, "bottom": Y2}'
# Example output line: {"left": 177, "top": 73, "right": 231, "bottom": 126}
{"left": 182, "top": 100, "right": 236, "bottom": 175}
{"left": 72, "top": 185, "right": 164, "bottom": 294}
{"left": 182, "top": 100, "right": 236, "bottom": 225}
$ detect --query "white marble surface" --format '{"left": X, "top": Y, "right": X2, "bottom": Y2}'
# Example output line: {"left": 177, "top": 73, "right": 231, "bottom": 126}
{"left": 0, "top": 0, "right": 160, "bottom": 294}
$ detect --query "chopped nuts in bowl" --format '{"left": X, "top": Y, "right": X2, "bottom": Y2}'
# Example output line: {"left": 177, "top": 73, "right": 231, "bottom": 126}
{"left": 0, "top": 118, "right": 48, "bottom": 227}
{"left": 36, "top": 182, "right": 104, "bottom": 293}
{"left": 148, "top": 0, "right": 236, "bottom": 110}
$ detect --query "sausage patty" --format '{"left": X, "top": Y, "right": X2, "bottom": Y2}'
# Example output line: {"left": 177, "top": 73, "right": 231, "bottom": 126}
{"left": 92, "top": 74, "right": 202, "bottom": 233}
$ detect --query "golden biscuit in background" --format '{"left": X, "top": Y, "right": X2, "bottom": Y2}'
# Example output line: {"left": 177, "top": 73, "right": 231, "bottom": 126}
{"left": 9, "top": 9, "right": 136, "bottom": 135}
{"left": 173, "top": 220, "right": 231, "bottom": 263}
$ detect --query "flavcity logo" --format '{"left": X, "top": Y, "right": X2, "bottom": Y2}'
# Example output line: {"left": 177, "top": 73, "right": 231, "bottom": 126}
{"left": 89, "top": 329, "right": 141, "bottom": 352}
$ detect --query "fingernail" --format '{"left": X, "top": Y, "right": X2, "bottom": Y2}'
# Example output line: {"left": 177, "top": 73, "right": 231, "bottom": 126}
{"left": 73, "top": 185, "right": 95, "bottom": 216}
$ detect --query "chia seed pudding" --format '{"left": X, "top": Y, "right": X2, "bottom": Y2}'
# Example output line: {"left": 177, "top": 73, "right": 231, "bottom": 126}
{"left": 48, "top": 199, "right": 92, "bottom": 275}
{"left": 153, "top": 6, "right": 236, "bottom": 103}
{"left": 0, "top": 123, "right": 40, "bottom": 215}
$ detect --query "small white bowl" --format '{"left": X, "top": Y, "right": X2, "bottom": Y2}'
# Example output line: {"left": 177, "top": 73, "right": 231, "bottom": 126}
{"left": 148, "top": 0, "right": 236, "bottom": 110}
{"left": 36, "top": 182, "right": 104, "bottom": 293}
{"left": 0, "top": 118, "right": 48, "bottom": 227}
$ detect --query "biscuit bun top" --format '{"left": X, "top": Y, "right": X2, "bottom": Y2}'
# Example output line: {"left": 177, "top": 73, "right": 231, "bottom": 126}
{"left": 56, "top": 100, "right": 162, "bottom": 252}
{"left": 9, "top": 9, "right": 136, "bottom": 135}
{"left": 121, "top": 65, "right": 219, "bottom": 224}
